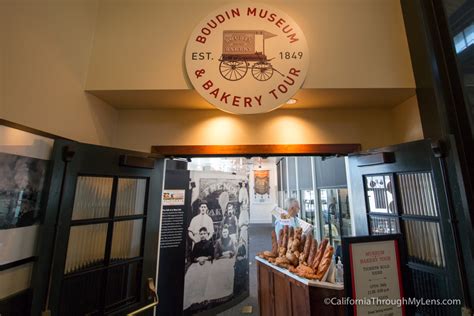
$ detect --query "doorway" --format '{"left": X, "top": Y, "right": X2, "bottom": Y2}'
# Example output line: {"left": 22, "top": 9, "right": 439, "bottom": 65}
{"left": 155, "top": 140, "right": 467, "bottom": 315}
{"left": 163, "top": 154, "right": 353, "bottom": 316}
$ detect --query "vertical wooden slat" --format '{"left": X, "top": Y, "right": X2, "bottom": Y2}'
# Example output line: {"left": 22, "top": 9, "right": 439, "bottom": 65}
{"left": 273, "top": 272, "right": 292, "bottom": 316}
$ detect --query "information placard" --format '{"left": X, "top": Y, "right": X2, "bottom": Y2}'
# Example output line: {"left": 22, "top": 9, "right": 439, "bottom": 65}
{"left": 157, "top": 168, "right": 190, "bottom": 316}
{"left": 342, "top": 234, "right": 407, "bottom": 316}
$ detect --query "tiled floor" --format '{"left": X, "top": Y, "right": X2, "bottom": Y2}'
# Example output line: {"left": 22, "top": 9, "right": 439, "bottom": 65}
{"left": 217, "top": 224, "right": 273, "bottom": 316}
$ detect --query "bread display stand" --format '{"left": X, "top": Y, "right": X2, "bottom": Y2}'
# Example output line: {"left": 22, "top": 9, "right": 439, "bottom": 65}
{"left": 256, "top": 256, "right": 345, "bottom": 316}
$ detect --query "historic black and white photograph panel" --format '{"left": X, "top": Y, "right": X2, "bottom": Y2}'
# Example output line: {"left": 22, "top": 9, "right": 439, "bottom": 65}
{"left": 0, "top": 152, "right": 48, "bottom": 228}
{"left": 183, "top": 171, "right": 249, "bottom": 314}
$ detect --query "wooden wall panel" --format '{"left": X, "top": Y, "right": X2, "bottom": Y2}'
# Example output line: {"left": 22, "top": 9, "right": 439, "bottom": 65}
{"left": 290, "top": 281, "right": 310, "bottom": 316}
{"left": 273, "top": 272, "right": 292, "bottom": 316}
{"left": 257, "top": 260, "right": 345, "bottom": 316}
{"left": 257, "top": 263, "right": 274, "bottom": 316}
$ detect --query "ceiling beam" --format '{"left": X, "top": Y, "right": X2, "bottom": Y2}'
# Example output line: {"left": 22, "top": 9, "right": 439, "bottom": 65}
{"left": 151, "top": 143, "right": 361, "bottom": 158}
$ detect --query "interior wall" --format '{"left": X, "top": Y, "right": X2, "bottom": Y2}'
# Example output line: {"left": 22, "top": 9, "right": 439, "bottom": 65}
{"left": 0, "top": 0, "right": 423, "bottom": 152}
{"left": 0, "top": 3, "right": 5, "bottom": 117}
{"left": 249, "top": 161, "right": 278, "bottom": 224}
{"left": 391, "top": 95, "right": 424, "bottom": 143}
{"left": 113, "top": 108, "right": 396, "bottom": 152}
{"left": 86, "top": 0, "right": 415, "bottom": 90}
{"left": 1, "top": 0, "right": 118, "bottom": 146}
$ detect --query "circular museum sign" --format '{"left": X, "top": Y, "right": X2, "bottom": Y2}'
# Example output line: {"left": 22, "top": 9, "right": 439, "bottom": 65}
{"left": 185, "top": 2, "right": 309, "bottom": 114}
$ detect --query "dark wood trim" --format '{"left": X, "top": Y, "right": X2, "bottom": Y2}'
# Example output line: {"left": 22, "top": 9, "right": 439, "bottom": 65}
{"left": 0, "top": 256, "right": 36, "bottom": 271}
{"left": 151, "top": 144, "right": 361, "bottom": 157}
{"left": 0, "top": 118, "right": 69, "bottom": 140}
{"left": 69, "top": 214, "right": 146, "bottom": 226}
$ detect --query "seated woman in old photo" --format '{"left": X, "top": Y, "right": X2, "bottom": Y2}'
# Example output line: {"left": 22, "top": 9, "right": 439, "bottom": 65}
{"left": 214, "top": 225, "right": 236, "bottom": 259}
{"left": 190, "top": 226, "right": 214, "bottom": 265}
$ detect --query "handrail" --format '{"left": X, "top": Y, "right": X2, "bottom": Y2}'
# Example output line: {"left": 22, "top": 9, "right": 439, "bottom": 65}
{"left": 126, "top": 278, "right": 159, "bottom": 316}
{"left": 126, "top": 301, "right": 159, "bottom": 316}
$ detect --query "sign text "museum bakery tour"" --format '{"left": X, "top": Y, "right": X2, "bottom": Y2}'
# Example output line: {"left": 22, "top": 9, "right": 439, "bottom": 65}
{"left": 185, "top": 3, "right": 309, "bottom": 114}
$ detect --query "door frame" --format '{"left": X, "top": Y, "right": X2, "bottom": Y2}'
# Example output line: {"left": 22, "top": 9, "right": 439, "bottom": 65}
{"left": 151, "top": 143, "right": 361, "bottom": 157}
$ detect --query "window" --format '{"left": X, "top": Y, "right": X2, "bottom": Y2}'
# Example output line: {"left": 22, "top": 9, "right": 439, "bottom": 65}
{"left": 464, "top": 24, "right": 474, "bottom": 46}
{"left": 454, "top": 23, "right": 474, "bottom": 54}
{"left": 454, "top": 32, "right": 467, "bottom": 53}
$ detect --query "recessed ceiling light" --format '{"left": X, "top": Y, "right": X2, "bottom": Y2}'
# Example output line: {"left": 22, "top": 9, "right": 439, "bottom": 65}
{"left": 286, "top": 98, "right": 297, "bottom": 105}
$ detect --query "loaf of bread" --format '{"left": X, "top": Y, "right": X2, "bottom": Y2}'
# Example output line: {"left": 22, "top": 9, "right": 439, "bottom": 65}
{"left": 271, "top": 230, "right": 278, "bottom": 256}
{"left": 286, "top": 237, "right": 294, "bottom": 255}
{"left": 282, "top": 226, "right": 289, "bottom": 249}
{"left": 299, "top": 234, "right": 306, "bottom": 253}
{"left": 291, "top": 228, "right": 303, "bottom": 252}
{"left": 300, "top": 232, "right": 312, "bottom": 264}
{"left": 277, "top": 227, "right": 284, "bottom": 248}
{"left": 311, "top": 238, "right": 329, "bottom": 271}
{"left": 315, "top": 245, "right": 334, "bottom": 280}
{"left": 265, "top": 250, "right": 277, "bottom": 257}
{"left": 286, "top": 252, "right": 299, "bottom": 266}
{"left": 275, "top": 256, "right": 291, "bottom": 269}
{"left": 307, "top": 238, "right": 318, "bottom": 265}
{"left": 294, "top": 227, "right": 302, "bottom": 240}
{"left": 291, "top": 238, "right": 300, "bottom": 252}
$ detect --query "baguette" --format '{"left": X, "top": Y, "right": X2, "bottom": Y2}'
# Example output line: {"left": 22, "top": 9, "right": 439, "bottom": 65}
{"left": 300, "top": 233, "right": 312, "bottom": 264}
{"left": 282, "top": 226, "right": 289, "bottom": 249}
{"left": 315, "top": 245, "right": 334, "bottom": 280}
{"left": 312, "top": 238, "right": 329, "bottom": 271}
{"left": 271, "top": 230, "right": 278, "bottom": 256}
{"left": 307, "top": 239, "right": 318, "bottom": 265}
{"left": 299, "top": 234, "right": 306, "bottom": 253}
{"left": 287, "top": 237, "right": 294, "bottom": 255}
{"left": 277, "top": 227, "right": 284, "bottom": 248}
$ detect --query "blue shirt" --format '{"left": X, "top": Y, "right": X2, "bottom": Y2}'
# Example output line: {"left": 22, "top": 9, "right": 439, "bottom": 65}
{"left": 275, "top": 215, "right": 299, "bottom": 237}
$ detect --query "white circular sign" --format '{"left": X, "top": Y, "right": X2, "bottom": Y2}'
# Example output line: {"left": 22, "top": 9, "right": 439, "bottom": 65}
{"left": 185, "top": 2, "right": 309, "bottom": 114}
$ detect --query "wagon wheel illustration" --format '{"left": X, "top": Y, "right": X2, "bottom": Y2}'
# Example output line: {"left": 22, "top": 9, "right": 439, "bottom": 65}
{"left": 219, "top": 60, "right": 248, "bottom": 81}
{"left": 251, "top": 62, "right": 274, "bottom": 81}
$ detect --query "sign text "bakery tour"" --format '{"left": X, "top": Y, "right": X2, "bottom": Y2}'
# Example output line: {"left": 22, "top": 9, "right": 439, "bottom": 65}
{"left": 185, "top": 3, "right": 309, "bottom": 114}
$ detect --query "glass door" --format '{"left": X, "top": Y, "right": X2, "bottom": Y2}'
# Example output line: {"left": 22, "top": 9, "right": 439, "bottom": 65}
{"left": 60, "top": 177, "right": 148, "bottom": 314}
{"left": 348, "top": 140, "right": 464, "bottom": 315}
{"left": 32, "top": 140, "right": 164, "bottom": 315}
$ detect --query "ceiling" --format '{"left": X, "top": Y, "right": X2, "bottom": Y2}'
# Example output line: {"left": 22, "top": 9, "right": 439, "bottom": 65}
{"left": 87, "top": 88, "right": 416, "bottom": 111}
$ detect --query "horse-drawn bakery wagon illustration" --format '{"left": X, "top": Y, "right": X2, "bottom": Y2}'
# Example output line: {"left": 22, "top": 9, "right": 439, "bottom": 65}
{"left": 219, "top": 30, "right": 282, "bottom": 81}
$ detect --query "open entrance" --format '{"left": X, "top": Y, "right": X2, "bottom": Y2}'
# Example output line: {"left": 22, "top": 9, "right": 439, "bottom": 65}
{"left": 155, "top": 141, "right": 466, "bottom": 316}
{"left": 180, "top": 155, "right": 352, "bottom": 316}
{"left": 154, "top": 144, "right": 359, "bottom": 316}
